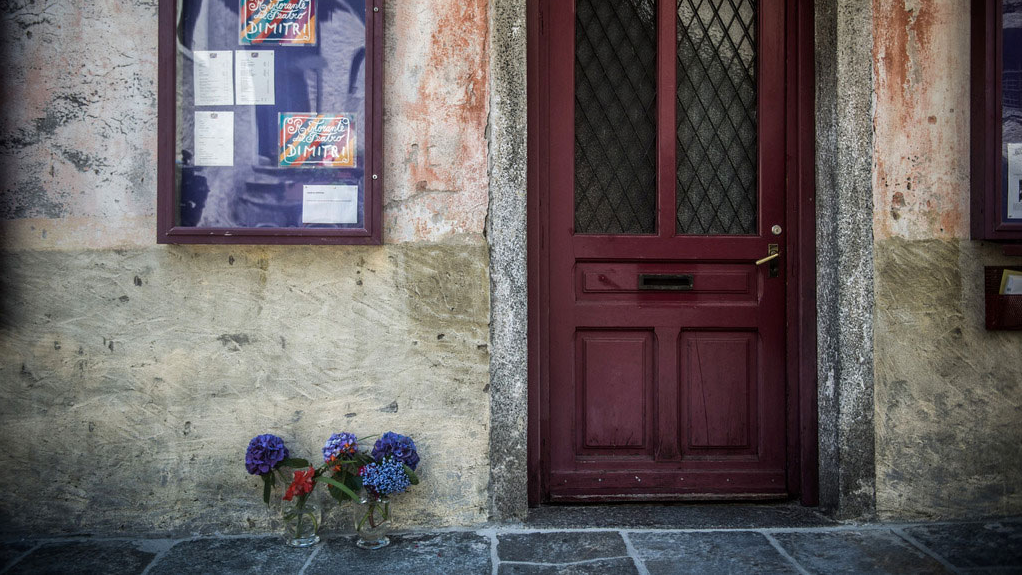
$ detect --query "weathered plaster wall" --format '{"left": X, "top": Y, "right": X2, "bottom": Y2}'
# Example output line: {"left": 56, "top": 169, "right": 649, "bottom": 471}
{"left": 873, "top": 0, "right": 1022, "bottom": 519}
{"left": 0, "top": 0, "right": 493, "bottom": 534}
{"left": 874, "top": 240, "right": 1021, "bottom": 519}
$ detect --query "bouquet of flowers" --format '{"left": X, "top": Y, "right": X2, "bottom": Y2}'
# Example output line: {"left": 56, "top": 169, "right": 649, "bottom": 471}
{"left": 246, "top": 431, "right": 420, "bottom": 549}
{"left": 246, "top": 433, "right": 328, "bottom": 546}
{"left": 319, "top": 431, "right": 420, "bottom": 549}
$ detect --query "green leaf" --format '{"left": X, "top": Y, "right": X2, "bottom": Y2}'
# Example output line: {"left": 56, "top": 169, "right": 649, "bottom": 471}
{"left": 315, "top": 475, "right": 359, "bottom": 501}
{"left": 327, "top": 483, "right": 348, "bottom": 504}
{"left": 281, "top": 458, "right": 310, "bottom": 468}
{"left": 404, "top": 465, "right": 420, "bottom": 485}
{"left": 344, "top": 472, "right": 363, "bottom": 493}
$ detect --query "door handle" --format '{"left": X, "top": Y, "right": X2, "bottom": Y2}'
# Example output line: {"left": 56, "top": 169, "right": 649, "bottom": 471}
{"left": 756, "top": 244, "right": 780, "bottom": 278}
{"left": 755, "top": 244, "right": 780, "bottom": 266}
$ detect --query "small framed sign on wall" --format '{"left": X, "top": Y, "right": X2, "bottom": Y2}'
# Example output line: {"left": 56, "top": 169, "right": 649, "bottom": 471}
{"left": 157, "top": 0, "right": 383, "bottom": 244}
{"left": 973, "top": 0, "right": 1022, "bottom": 246}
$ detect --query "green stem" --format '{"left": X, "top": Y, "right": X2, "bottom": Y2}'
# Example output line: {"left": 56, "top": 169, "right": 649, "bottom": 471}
{"left": 293, "top": 496, "right": 305, "bottom": 538}
{"left": 287, "top": 495, "right": 317, "bottom": 539}
{"left": 357, "top": 499, "right": 388, "bottom": 533}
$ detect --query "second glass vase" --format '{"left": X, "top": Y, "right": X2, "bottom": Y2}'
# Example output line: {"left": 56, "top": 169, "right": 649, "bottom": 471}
{"left": 353, "top": 493, "right": 391, "bottom": 549}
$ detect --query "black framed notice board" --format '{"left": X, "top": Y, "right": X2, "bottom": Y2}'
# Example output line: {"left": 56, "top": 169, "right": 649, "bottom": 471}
{"left": 973, "top": 0, "right": 1022, "bottom": 247}
{"left": 158, "top": 0, "right": 383, "bottom": 244}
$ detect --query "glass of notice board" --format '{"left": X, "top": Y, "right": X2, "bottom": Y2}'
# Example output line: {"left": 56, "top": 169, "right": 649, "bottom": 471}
{"left": 158, "top": 0, "right": 383, "bottom": 244}
{"left": 1004, "top": 3, "right": 1022, "bottom": 226}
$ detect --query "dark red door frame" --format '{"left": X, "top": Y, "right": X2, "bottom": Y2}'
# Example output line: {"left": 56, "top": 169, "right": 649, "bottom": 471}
{"left": 526, "top": 0, "right": 818, "bottom": 506}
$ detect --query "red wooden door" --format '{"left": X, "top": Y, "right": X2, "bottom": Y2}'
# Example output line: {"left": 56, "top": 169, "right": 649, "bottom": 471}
{"left": 539, "top": 0, "right": 791, "bottom": 500}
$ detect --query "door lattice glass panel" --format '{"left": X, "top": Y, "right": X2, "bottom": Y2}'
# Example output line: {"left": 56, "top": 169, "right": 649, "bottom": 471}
{"left": 676, "top": 0, "right": 757, "bottom": 235}
{"left": 575, "top": 0, "right": 658, "bottom": 235}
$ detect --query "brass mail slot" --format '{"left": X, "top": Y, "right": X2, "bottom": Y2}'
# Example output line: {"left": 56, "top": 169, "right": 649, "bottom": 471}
{"left": 638, "top": 273, "right": 694, "bottom": 291}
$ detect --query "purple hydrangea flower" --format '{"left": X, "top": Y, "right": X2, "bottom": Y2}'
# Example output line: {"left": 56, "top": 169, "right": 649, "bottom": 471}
{"left": 245, "top": 434, "right": 289, "bottom": 475}
{"left": 360, "top": 457, "right": 411, "bottom": 497}
{"left": 371, "top": 431, "right": 420, "bottom": 470}
{"left": 323, "top": 432, "right": 359, "bottom": 462}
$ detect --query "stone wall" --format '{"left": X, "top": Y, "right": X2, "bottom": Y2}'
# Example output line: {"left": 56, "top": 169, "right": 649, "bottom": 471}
{"left": 873, "top": 0, "right": 1022, "bottom": 519}
{"left": 0, "top": 0, "right": 493, "bottom": 534}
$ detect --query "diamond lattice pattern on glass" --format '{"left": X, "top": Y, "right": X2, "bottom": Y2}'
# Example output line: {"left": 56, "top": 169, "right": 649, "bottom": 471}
{"left": 676, "top": 0, "right": 757, "bottom": 235}
{"left": 575, "top": 0, "right": 658, "bottom": 235}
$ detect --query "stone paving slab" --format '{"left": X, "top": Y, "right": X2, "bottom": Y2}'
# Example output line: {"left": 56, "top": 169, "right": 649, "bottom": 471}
{"left": 3, "top": 518, "right": 1022, "bottom": 574}
{"left": 499, "top": 557, "right": 639, "bottom": 574}
{"left": 306, "top": 532, "right": 491, "bottom": 575}
{"left": 497, "top": 531, "right": 628, "bottom": 563}
{"left": 903, "top": 519, "right": 1022, "bottom": 570}
{"left": 526, "top": 503, "right": 836, "bottom": 530}
{"left": 0, "top": 541, "right": 35, "bottom": 572}
{"left": 771, "top": 530, "right": 951, "bottom": 574}
{"left": 147, "top": 537, "right": 312, "bottom": 575}
{"left": 4, "top": 541, "right": 155, "bottom": 575}
{"left": 628, "top": 531, "right": 800, "bottom": 574}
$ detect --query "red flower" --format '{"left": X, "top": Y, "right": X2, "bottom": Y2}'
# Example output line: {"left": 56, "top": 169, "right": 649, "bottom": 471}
{"left": 283, "top": 466, "right": 316, "bottom": 501}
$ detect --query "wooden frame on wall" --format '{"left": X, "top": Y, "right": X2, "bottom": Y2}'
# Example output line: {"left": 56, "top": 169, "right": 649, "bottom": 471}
{"left": 157, "top": 0, "right": 384, "bottom": 245}
{"left": 972, "top": 0, "right": 1022, "bottom": 246}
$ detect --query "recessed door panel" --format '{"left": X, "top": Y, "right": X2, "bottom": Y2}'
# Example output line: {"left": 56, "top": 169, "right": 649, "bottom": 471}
{"left": 682, "top": 331, "right": 756, "bottom": 452}
{"left": 576, "top": 330, "right": 654, "bottom": 455}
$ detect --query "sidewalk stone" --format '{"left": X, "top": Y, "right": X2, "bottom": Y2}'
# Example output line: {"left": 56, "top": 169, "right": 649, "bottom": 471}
{"left": 499, "top": 558, "right": 639, "bottom": 574}
{"left": 3, "top": 516, "right": 1022, "bottom": 574}
{"left": 526, "top": 504, "right": 834, "bottom": 529}
{"left": 772, "top": 530, "right": 951, "bottom": 574}
{"left": 5, "top": 541, "right": 155, "bottom": 575}
{"left": 497, "top": 532, "right": 627, "bottom": 563}
{"left": 305, "top": 532, "right": 491, "bottom": 575}
{"left": 1, "top": 541, "right": 35, "bottom": 571}
{"left": 904, "top": 520, "right": 1022, "bottom": 570}
{"left": 628, "top": 531, "right": 800, "bottom": 574}
{"left": 147, "top": 537, "right": 312, "bottom": 575}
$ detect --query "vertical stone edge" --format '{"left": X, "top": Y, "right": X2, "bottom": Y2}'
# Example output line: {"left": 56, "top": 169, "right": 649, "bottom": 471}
{"left": 814, "top": 0, "right": 878, "bottom": 519}
{"left": 486, "top": 0, "right": 530, "bottom": 521}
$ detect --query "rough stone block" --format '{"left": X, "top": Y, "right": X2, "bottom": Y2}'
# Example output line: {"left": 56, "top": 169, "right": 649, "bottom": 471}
{"left": 499, "top": 557, "right": 638, "bottom": 574}
{"left": 628, "top": 531, "right": 798, "bottom": 574}
{"left": 0, "top": 541, "right": 37, "bottom": 571}
{"left": 147, "top": 537, "right": 313, "bottom": 574}
{"left": 497, "top": 532, "right": 627, "bottom": 563}
{"left": 306, "top": 532, "right": 491, "bottom": 574}
{"left": 771, "top": 530, "right": 950, "bottom": 574}
{"left": 6, "top": 541, "right": 155, "bottom": 575}
{"left": 525, "top": 504, "right": 835, "bottom": 530}
{"left": 904, "top": 520, "right": 1022, "bottom": 569}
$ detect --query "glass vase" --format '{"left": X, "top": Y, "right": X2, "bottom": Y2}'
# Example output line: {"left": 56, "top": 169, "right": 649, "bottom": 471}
{"left": 353, "top": 493, "right": 391, "bottom": 549}
{"left": 282, "top": 496, "right": 321, "bottom": 547}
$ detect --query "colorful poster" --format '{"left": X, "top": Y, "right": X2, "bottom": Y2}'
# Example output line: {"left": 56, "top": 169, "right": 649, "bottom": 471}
{"left": 240, "top": 0, "right": 316, "bottom": 45}
{"left": 278, "top": 113, "right": 356, "bottom": 168}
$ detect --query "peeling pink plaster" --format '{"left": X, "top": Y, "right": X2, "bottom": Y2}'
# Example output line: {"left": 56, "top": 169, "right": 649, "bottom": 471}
{"left": 382, "top": 0, "right": 490, "bottom": 243}
{"left": 873, "top": 0, "right": 970, "bottom": 240}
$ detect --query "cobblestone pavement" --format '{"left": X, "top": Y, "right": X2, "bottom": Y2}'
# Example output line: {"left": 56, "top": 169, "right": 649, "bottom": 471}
{"left": 1, "top": 513, "right": 1019, "bottom": 574}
